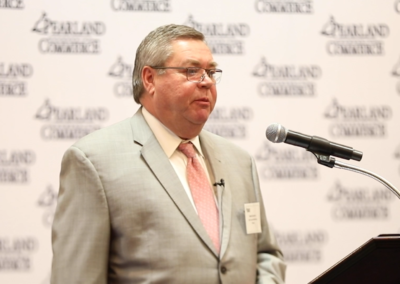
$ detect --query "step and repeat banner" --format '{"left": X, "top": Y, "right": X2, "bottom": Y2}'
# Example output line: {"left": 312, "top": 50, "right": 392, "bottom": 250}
{"left": 1, "top": 0, "right": 400, "bottom": 283}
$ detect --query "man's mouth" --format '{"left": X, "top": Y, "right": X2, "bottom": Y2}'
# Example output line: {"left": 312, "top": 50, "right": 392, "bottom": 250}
{"left": 196, "top": 97, "right": 209, "bottom": 102}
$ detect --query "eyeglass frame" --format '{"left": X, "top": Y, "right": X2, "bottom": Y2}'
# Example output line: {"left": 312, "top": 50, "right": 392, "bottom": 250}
{"left": 149, "top": 66, "right": 223, "bottom": 84}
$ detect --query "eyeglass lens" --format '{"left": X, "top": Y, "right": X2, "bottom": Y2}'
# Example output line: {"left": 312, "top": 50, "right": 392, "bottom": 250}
{"left": 187, "top": 68, "right": 221, "bottom": 83}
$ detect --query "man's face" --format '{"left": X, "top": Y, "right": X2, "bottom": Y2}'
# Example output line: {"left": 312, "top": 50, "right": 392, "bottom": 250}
{"left": 147, "top": 39, "right": 218, "bottom": 138}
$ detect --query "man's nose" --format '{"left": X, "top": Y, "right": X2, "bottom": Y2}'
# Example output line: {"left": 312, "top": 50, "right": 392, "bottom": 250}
{"left": 198, "top": 72, "right": 214, "bottom": 87}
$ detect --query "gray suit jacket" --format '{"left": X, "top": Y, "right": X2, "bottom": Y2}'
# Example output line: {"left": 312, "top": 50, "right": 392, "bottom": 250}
{"left": 51, "top": 108, "right": 286, "bottom": 284}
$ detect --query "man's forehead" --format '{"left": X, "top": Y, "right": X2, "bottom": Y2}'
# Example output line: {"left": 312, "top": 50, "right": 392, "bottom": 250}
{"left": 169, "top": 39, "right": 217, "bottom": 67}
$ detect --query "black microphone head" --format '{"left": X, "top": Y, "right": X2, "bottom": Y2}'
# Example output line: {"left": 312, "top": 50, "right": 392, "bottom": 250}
{"left": 266, "top": 123, "right": 287, "bottom": 143}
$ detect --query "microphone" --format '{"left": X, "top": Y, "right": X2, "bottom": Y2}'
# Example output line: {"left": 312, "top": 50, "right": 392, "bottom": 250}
{"left": 266, "top": 123, "right": 363, "bottom": 161}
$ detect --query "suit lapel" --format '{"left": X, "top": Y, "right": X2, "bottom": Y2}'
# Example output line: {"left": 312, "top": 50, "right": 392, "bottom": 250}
{"left": 130, "top": 109, "right": 219, "bottom": 256}
{"left": 200, "top": 132, "right": 232, "bottom": 258}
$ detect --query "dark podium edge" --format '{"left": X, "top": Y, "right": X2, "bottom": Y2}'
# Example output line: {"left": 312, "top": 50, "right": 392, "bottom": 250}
{"left": 308, "top": 234, "right": 400, "bottom": 284}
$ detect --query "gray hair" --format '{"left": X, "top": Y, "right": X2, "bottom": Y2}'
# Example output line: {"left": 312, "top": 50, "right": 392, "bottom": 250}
{"left": 132, "top": 24, "right": 205, "bottom": 103}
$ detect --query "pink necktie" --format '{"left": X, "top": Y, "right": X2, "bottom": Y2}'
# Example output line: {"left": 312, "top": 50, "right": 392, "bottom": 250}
{"left": 178, "top": 142, "right": 220, "bottom": 253}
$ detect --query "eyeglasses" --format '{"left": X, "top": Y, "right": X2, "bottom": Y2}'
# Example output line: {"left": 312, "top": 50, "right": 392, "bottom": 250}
{"left": 150, "top": 66, "right": 222, "bottom": 84}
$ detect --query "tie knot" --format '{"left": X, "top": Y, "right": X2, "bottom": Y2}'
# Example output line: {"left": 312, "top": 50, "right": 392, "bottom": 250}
{"left": 178, "top": 142, "right": 196, "bottom": 158}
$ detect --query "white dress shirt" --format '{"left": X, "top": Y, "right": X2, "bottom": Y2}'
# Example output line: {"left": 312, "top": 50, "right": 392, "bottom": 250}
{"left": 142, "top": 107, "right": 216, "bottom": 212}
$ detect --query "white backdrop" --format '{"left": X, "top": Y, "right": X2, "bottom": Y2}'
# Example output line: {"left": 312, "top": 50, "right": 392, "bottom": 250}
{"left": 1, "top": 1, "right": 400, "bottom": 283}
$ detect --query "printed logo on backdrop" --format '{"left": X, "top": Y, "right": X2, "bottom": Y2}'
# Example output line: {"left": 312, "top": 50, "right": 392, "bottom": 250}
{"left": 391, "top": 57, "right": 400, "bottom": 94}
{"left": 395, "top": 0, "right": 400, "bottom": 13}
{"left": 108, "top": 56, "right": 133, "bottom": 98}
{"left": 321, "top": 16, "right": 389, "bottom": 55}
{"left": 0, "top": 0, "right": 24, "bottom": 9}
{"left": 0, "top": 237, "right": 38, "bottom": 271}
{"left": 0, "top": 62, "right": 33, "bottom": 97}
{"left": 255, "top": 141, "right": 318, "bottom": 180}
{"left": 395, "top": 144, "right": 400, "bottom": 176}
{"left": 111, "top": 0, "right": 170, "bottom": 11}
{"left": 37, "top": 185, "right": 57, "bottom": 228}
{"left": 35, "top": 99, "right": 109, "bottom": 140}
{"left": 324, "top": 99, "right": 391, "bottom": 137}
{"left": 184, "top": 15, "right": 249, "bottom": 55}
{"left": 204, "top": 107, "right": 253, "bottom": 138}
{"left": 327, "top": 180, "right": 395, "bottom": 220}
{"left": 255, "top": 0, "right": 313, "bottom": 14}
{"left": 32, "top": 12, "right": 106, "bottom": 54}
{"left": 274, "top": 229, "right": 327, "bottom": 263}
{"left": 0, "top": 150, "right": 35, "bottom": 183}
{"left": 253, "top": 57, "right": 322, "bottom": 97}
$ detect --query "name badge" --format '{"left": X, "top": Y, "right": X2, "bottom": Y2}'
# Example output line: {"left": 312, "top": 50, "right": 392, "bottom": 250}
{"left": 244, "top": 203, "right": 262, "bottom": 234}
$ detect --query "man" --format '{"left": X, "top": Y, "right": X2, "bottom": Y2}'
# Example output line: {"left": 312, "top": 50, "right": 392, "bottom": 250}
{"left": 51, "top": 24, "right": 286, "bottom": 284}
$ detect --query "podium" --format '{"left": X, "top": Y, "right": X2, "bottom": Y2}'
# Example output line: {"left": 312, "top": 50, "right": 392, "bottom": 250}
{"left": 309, "top": 234, "right": 400, "bottom": 284}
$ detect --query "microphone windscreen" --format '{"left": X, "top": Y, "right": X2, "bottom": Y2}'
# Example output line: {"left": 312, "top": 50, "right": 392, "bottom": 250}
{"left": 266, "top": 123, "right": 287, "bottom": 143}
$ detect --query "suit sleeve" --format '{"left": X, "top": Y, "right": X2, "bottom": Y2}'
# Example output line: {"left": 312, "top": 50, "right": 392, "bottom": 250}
{"left": 251, "top": 157, "right": 287, "bottom": 284}
{"left": 51, "top": 146, "right": 110, "bottom": 284}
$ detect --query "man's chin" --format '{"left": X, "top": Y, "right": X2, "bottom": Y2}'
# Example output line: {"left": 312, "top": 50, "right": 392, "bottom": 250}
{"left": 193, "top": 113, "right": 211, "bottom": 125}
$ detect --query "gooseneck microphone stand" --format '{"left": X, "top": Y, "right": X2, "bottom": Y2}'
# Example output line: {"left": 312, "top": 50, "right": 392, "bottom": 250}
{"left": 313, "top": 152, "right": 400, "bottom": 200}
{"left": 265, "top": 123, "right": 400, "bottom": 200}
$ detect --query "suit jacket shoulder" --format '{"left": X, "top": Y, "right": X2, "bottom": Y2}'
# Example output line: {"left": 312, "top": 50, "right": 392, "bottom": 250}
{"left": 73, "top": 117, "right": 134, "bottom": 153}
{"left": 200, "top": 129, "right": 254, "bottom": 170}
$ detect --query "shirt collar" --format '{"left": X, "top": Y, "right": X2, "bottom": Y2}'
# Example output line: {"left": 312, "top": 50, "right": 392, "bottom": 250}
{"left": 142, "top": 107, "right": 204, "bottom": 158}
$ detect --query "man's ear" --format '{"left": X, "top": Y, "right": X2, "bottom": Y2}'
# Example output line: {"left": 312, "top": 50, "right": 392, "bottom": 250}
{"left": 142, "top": 66, "right": 156, "bottom": 96}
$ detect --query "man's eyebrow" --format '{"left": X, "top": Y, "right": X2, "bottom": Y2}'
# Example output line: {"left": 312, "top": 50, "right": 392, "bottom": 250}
{"left": 209, "top": 61, "right": 218, "bottom": 68}
{"left": 183, "top": 59, "right": 218, "bottom": 68}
